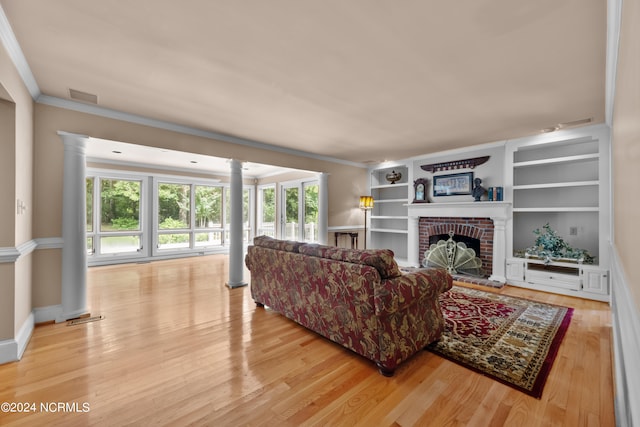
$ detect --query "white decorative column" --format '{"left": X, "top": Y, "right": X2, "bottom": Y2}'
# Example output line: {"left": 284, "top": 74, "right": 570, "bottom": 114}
{"left": 408, "top": 216, "right": 420, "bottom": 267}
{"left": 226, "top": 159, "right": 247, "bottom": 288}
{"left": 490, "top": 218, "right": 507, "bottom": 283}
{"left": 317, "top": 173, "right": 329, "bottom": 244}
{"left": 57, "top": 131, "right": 89, "bottom": 322}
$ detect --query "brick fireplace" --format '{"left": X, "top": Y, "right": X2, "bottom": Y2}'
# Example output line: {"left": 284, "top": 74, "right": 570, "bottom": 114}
{"left": 419, "top": 217, "right": 494, "bottom": 276}
{"left": 406, "top": 202, "right": 510, "bottom": 283}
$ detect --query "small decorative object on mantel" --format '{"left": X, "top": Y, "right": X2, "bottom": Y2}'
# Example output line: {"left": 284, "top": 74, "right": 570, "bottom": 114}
{"left": 413, "top": 178, "right": 429, "bottom": 203}
{"left": 488, "top": 187, "right": 504, "bottom": 201}
{"left": 385, "top": 170, "right": 402, "bottom": 184}
{"left": 472, "top": 177, "right": 485, "bottom": 202}
{"left": 517, "top": 223, "right": 595, "bottom": 264}
{"left": 420, "top": 155, "right": 490, "bottom": 173}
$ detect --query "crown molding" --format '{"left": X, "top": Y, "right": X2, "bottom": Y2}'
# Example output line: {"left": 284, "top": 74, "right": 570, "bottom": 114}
{"left": 0, "top": 4, "right": 40, "bottom": 99}
{"left": 37, "top": 95, "right": 367, "bottom": 169}
{"left": 605, "top": 0, "right": 623, "bottom": 127}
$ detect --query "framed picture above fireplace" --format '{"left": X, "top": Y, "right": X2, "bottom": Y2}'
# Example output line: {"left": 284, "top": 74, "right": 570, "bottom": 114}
{"left": 433, "top": 172, "right": 474, "bottom": 197}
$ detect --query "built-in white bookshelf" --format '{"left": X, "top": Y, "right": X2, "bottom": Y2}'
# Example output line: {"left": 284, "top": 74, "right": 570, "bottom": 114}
{"left": 366, "top": 124, "right": 611, "bottom": 301}
{"left": 505, "top": 124, "right": 611, "bottom": 301}
{"left": 368, "top": 163, "right": 410, "bottom": 263}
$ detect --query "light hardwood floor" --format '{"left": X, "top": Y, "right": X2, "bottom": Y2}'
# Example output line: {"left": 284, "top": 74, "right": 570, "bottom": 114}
{"left": 0, "top": 255, "right": 615, "bottom": 426}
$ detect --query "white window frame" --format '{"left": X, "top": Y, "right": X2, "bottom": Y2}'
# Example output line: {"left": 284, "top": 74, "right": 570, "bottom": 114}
{"left": 279, "top": 178, "right": 319, "bottom": 243}
{"left": 257, "top": 184, "right": 276, "bottom": 238}
{"left": 86, "top": 169, "right": 149, "bottom": 264}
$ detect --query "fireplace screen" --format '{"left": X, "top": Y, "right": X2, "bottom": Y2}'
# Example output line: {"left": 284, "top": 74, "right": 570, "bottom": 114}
{"left": 423, "top": 231, "right": 484, "bottom": 277}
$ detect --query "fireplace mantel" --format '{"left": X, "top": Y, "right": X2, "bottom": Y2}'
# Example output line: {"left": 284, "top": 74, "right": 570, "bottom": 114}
{"left": 405, "top": 201, "right": 512, "bottom": 283}
{"left": 406, "top": 201, "right": 511, "bottom": 219}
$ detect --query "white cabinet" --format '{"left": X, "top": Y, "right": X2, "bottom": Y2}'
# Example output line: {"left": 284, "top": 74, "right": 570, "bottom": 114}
{"left": 506, "top": 258, "right": 525, "bottom": 282}
{"left": 505, "top": 124, "right": 610, "bottom": 301}
{"left": 506, "top": 257, "right": 609, "bottom": 302}
{"left": 581, "top": 267, "right": 609, "bottom": 295}
{"left": 368, "top": 164, "right": 410, "bottom": 263}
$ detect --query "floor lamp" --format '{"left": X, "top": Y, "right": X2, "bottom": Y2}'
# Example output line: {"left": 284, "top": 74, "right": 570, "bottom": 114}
{"left": 359, "top": 196, "right": 374, "bottom": 249}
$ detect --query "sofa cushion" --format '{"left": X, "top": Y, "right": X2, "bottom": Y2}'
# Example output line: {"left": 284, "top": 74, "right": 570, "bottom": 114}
{"left": 253, "top": 235, "right": 304, "bottom": 253}
{"left": 299, "top": 244, "right": 402, "bottom": 279}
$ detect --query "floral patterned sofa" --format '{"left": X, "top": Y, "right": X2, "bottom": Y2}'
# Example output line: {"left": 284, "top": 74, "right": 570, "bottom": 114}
{"left": 244, "top": 236, "right": 453, "bottom": 376}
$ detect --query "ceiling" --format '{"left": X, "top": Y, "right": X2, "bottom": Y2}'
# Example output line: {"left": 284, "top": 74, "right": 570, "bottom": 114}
{"left": 0, "top": 0, "right": 607, "bottom": 167}
{"left": 85, "top": 138, "right": 299, "bottom": 179}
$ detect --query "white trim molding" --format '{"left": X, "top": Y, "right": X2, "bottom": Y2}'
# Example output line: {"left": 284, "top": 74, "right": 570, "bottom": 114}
{"left": 610, "top": 244, "right": 640, "bottom": 427}
{"left": 33, "top": 305, "right": 63, "bottom": 324}
{"left": 0, "top": 238, "right": 64, "bottom": 263}
{"left": 605, "top": 0, "right": 623, "bottom": 126}
{"left": 0, "top": 246, "right": 20, "bottom": 263}
{"left": 0, "top": 4, "right": 40, "bottom": 99}
{"left": 34, "top": 237, "right": 64, "bottom": 250}
{"left": 0, "top": 239, "right": 37, "bottom": 262}
{"left": 0, "top": 312, "right": 34, "bottom": 364}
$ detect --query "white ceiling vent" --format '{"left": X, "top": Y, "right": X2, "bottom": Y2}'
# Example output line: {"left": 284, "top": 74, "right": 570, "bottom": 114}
{"left": 69, "top": 88, "right": 98, "bottom": 104}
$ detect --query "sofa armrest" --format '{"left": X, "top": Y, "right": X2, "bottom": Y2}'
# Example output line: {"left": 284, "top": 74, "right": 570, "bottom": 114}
{"left": 374, "top": 268, "right": 452, "bottom": 316}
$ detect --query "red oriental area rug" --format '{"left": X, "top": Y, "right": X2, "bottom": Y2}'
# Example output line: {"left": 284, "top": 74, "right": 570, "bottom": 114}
{"left": 427, "top": 285, "right": 573, "bottom": 399}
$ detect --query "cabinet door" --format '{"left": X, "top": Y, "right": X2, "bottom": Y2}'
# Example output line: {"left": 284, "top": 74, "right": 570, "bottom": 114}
{"left": 582, "top": 269, "right": 609, "bottom": 295}
{"left": 506, "top": 259, "right": 525, "bottom": 282}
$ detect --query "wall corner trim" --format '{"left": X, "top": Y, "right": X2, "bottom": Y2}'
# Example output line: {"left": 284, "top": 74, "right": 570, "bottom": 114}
{"left": 610, "top": 243, "right": 640, "bottom": 427}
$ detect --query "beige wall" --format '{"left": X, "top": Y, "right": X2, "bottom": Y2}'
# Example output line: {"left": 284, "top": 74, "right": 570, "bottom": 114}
{"left": 1, "top": 39, "right": 35, "bottom": 340}
{"left": 612, "top": 0, "right": 640, "bottom": 309}
{"left": 32, "top": 103, "right": 368, "bottom": 308}
{"left": 31, "top": 249, "right": 62, "bottom": 309}
{"left": 0, "top": 98, "right": 15, "bottom": 247}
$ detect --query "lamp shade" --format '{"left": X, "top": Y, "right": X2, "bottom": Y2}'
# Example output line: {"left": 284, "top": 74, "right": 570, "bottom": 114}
{"left": 359, "top": 196, "right": 374, "bottom": 210}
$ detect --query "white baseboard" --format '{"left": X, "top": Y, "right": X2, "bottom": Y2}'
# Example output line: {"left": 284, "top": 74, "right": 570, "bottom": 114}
{"left": 0, "top": 312, "right": 34, "bottom": 365}
{"left": 34, "top": 304, "right": 63, "bottom": 324}
{"left": 610, "top": 244, "right": 640, "bottom": 427}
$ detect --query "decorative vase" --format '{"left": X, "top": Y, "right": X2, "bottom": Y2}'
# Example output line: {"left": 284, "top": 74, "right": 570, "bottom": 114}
{"left": 385, "top": 170, "right": 402, "bottom": 184}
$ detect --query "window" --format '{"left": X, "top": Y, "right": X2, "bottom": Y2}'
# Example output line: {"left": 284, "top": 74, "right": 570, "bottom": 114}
{"left": 194, "top": 185, "right": 223, "bottom": 247}
{"left": 157, "top": 182, "right": 191, "bottom": 250}
{"left": 281, "top": 179, "right": 319, "bottom": 243}
{"left": 86, "top": 168, "right": 255, "bottom": 264}
{"left": 86, "top": 174, "right": 145, "bottom": 259}
{"left": 257, "top": 185, "right": 276, "bottom": 237}
{"left": 154, "top": 180, "right": 252, "bottom": 254}
{"left": 86, "top": 177, "right": 94, "bottom": 254}
{"left": 303, "top": 182, "right": 319, "bottom": 242}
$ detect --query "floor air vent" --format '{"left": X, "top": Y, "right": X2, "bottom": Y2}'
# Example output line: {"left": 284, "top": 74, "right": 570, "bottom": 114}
{"left": 67, "top": 315, "right": 104, "bottom": 326}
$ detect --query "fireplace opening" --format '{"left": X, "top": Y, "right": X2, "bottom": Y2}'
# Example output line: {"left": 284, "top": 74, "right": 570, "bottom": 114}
{"left": 419, "top": 217, "right": 494, "bottom": 278}
{"left": 425, "top": 232, "right": 484, "bottom": 277}
{"left": 429, "top": 234, "right": 481, "bottom": 256}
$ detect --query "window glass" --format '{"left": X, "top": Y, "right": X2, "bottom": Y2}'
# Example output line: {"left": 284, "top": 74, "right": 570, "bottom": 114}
{"left": 304, "top": 183, "right": 319, "bottom": 242}
{"left": 258, "top": 186, "right": 276, "bottom": 237}
{"left": 284, "top": 187, "right": 299, "bottom": 240}
{"left": 100, "top": 179, "right": 141, "bottom": 231}
{"left": 157, "top": 233, "right": 190, "bottom": 250}
{"left": 86, "top": 177, "right": 94, "bottom": 232}
{"left": 100, "top": 235, "right": 141, "bottom": 254}
{"left": 158, "top": 183, "right": 191, "bottom": 229}
{"left": 195, "top": 185, "right": 222, "bottom": 229}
